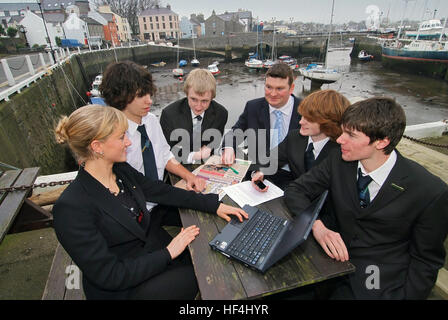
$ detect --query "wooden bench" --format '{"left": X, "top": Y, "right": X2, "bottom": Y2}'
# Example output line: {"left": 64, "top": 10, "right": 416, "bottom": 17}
{"left": 42, "top": 243, "right": 85, "bottom": 300}
{"left": 0, "top": 167, "right": 45, "bottom": 243}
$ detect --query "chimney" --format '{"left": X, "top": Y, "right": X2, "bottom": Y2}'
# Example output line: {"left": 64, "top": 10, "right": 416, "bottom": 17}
{"left": 167, "top": 4, "right": 171, "bottom": 10}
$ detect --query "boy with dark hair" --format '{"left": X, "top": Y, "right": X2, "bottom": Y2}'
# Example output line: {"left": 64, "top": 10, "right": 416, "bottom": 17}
{"left": 100, "top": 61, "right": 206, "bottom": 201}
{"left": 285, "top": 97, "right": 448, "bottom": 299}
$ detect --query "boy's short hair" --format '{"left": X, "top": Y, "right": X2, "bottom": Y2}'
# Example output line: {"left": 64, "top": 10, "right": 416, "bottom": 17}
{"left": 265, "top": 63, "right": 294, "bottom": 87}
{"left": 100, "top": 61, "right": 156, "bottom": 110}
{"left": 341, "top": 97, "right": 406, "bottom": 155}
{"left": 183, "top": 69, "right": 216, "bottom": 99}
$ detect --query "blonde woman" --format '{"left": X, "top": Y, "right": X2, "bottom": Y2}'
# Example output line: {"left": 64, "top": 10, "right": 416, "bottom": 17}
{"left": 53, "top": 105, "right": 247, "bottom": 300}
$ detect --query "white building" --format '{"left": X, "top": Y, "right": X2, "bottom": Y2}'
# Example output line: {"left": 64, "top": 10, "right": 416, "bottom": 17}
{"left": 63, "top": 12, "right": 89, "bottom": 44}
{"left": 19, "top": 10, "right": 64, "bottom": 47}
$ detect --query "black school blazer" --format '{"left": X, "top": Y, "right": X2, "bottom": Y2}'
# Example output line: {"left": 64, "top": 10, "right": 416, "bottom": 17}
{"left": 53, "top": 162, "right": 219, "bottom": 299}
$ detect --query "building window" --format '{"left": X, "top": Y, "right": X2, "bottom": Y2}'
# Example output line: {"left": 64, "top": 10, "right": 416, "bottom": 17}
{"left": 150, "top": 17, "right": 152, "bottom": 22}
{"left": 150, "top": 24, "right": 153, "bottom": 29}
{"left": 143, "top": 17, "right": 146, "bottom": 22}
{"left": 144, "top": 24, "right": 147, "bottom": 30}
{"left": 156, "top": 16, "right": 158, "bottom": 22}
{"left": 170, "top": 22, "right": 172, "bottom": 29}
{"left": 144, "top": 33, "right": 150, "bottom": 39}
{"left": 169, "top": 15, "right": 172, "bottom": 21}
{"left": 156, "top": 23, "right": 159, "bottom": 29}
{"left": 162, "top": 16, "right": 165, "bottom": 21}
{"left": 163, "top": 23, "right": 165, "bottom": 29}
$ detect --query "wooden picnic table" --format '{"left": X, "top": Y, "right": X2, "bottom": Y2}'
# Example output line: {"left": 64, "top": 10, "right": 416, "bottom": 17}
{"left": 170, "top": 167, "right": 355, "bottom": 300}
{"left": 0, "top": 167, "right": 41, "bottom": 243}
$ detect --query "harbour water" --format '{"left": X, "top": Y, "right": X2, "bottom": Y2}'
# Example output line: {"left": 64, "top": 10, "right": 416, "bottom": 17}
{"left": 150, "top": 49, "right": 448, "bottom": 127}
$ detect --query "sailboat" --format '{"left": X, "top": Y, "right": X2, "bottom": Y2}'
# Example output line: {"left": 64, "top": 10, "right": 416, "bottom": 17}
{"left": 246, "top": 20, "right": 264, "bottom": 69}
{"left": 191, "top": 32, "right": 200, "bottom": 67}
{"left": 263, "top": 20, "right": 277, "bottom": 69}
{"left": 172, "top": 31, "right": 184, "bottom": 77}
{"left": 299, "top": 0, "right": 342, "bottom": 83}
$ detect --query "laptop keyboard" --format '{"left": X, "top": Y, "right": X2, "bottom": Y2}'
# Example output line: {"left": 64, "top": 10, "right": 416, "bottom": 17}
{"left": 227, "top": 210, "right": 285, "bottom": 266}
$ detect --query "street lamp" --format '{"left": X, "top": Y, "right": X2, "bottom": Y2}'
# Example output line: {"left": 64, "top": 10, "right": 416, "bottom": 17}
{"left": 36, "top": 0, "right": 55, "bottom": 62}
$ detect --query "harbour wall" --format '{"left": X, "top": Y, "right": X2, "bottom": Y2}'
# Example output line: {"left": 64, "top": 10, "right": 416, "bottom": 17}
{"left": 0, "top": 45, "right": 224, "bottom": 174}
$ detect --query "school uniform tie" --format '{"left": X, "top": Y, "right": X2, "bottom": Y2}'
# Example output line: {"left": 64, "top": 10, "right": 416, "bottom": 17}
{"left": 192, "top": 115, "right": 202, "bottom": 152}
{"left": 137, "top": 125, "right": 159, "bottom": 181}
{"left": 304, "top": 142, "right": 315, "bottom": 172}
{"left": 271, "top": 110, "right": 285, "bottom": 149}
{"left": 357, "top": 168, "right": 373, "bottom": 208}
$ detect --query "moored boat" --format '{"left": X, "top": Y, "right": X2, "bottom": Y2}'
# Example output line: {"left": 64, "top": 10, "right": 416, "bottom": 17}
{"left": 358, "top": 50, "right": 374, "bottom": 61}
{"left": 207, "top": 64, "right": 220, "bottom": 75}
{"left": 245, "top": 58, "right": 263, "bottom": 69}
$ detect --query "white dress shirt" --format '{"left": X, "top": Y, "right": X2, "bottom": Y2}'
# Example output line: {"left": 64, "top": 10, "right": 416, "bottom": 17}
{"left": 307, "top": 136, "right": 330, "bottom": 159}
{"left": 270, "top": 95, "right": 294, "bottom": 171}
{"left": 269, "top": 95, "right": 294, "bottom": 149}
{"left": 126, "top": 113, "right": 174, "bottom": 211}
{"left": 358, "top": 150, "right": 397, "bottom": 201}
{"left": 186, "top": 110, "right": 205, "bottom": 164}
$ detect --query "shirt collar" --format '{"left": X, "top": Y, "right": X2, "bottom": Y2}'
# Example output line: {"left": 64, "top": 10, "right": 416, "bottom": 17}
{"left": 269, "top": 95, "right": 294, "bottom": 116}
{"left": 127, "top": 114, "right": 150, "bottom": 135}
{"left": 190, "top": 109, "right": 205, "bottom": 120}
{"left": 307, "top": 136, "right": 330, "bottom": 155}
{"left": 358, "top": 150, "right": 397, "bottom": 187}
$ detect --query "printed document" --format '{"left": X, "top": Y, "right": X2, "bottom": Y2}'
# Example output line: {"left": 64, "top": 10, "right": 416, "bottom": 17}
{"left": 222, "top": 179, "right": 284, "bottom": 208}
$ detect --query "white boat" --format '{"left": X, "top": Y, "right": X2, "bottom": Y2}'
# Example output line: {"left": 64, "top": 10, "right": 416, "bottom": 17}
{"left": 191, "top": 58, "right": 200, "bottom": 67}
{"left": 191, "top": 33, "right": 200, "bottom": 67}
{"left": 172, "top": 68, "right": 184, "bottom": 77}
{"left": 299, "top": 0, "right": 342, "bottom": 84}
{"left": 245, "top": 58, "right": 263, "bottom": 69}
{"left": 406, "top": 19, "right": 446, "bottom": 40}
{"left": 207, "top": 64, "right": 220, "bottom": 75}
{"left": 358, "top": 50, "right": 374, "bottom": 61}
{"left": 299, "top": 63, "right": 342, "bottom": 83}
{"left": 89, "top": 74, "right": 102, "bottom": 97}
{"left": 173, "top": 32, "right": 184, "bottom": 77}
{"left": 263, "top": 59, "right": 276, "bottom": 69}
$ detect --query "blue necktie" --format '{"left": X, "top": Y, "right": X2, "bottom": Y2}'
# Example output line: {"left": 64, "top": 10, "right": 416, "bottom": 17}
{"left": 137, "top": 125, "right": 159, "bottom": 181}
{"left": 357, "top": 168, "right": 372, "bottom": 208}
{"left": 304, "top": 143, "right": 315, "bottom": 171}
{"left": 271, "top": 110, "right": 284, "bottom": 149}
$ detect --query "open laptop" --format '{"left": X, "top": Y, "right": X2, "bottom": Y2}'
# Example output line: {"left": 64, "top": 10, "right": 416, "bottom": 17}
{"left": 209, "top": 190, "right": 328, "bottom": 273}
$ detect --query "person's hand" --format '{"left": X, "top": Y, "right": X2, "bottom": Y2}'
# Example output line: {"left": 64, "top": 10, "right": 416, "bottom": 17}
{"left": 251, "top": 171, "right": 269, "bottom": 193}
{"left": 312, "top": 220, "right": 349, "bottom": 262}
{"left": 220, "top": 148, "right": 235, "bottom": 165}
{"left": 192, "top": 146, "right": 212, "bottom": 161}
{"left": 186, "top": 174, "right": 206, "bottom": 192}
{"left": 166, "top": 225, "right": 200, "bottom": 259}
{"left": 216, "top": 203, "right": 248, "bottom": 222}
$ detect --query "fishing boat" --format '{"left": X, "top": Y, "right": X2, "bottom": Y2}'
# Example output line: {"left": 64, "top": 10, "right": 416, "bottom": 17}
{"left": 208, "top": 64, "right": 220, "bottom": 75}
{"left": 278, "top": 55, "right": 299, "bottom": 70}
{"left": 299, "top": 0, "right": 342, "bottom": 83}
{"left": 406, "top": 19, "right": 446, "bottom": 40}
{"left": 358, "top": 50, "right": 374, "bottom": 61}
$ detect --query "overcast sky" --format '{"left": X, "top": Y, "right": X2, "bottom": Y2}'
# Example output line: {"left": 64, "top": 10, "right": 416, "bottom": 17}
{"left": 163, "top": 0, "right": 448, "bottom": 24}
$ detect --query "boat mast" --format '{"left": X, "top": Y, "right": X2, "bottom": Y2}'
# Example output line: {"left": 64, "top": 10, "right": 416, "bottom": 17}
{"left": 397, "top": 0, "right": 415, "bottom": 40}
{"left": 440, "top": 16, "right": 447, "bottom": 43}
{"left": 192, "top": 29, "right": 196, "bottom": 59}
{"left": 271, "top": 18, "right": 275, "bottom": 60}
{"left": 325, "top": 0, "right": 335, "bottom": 67}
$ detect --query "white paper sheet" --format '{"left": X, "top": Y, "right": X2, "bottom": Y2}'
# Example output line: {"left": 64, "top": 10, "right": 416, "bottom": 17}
{"left": 222, "top": 179, "right": 284, "bottom": 208}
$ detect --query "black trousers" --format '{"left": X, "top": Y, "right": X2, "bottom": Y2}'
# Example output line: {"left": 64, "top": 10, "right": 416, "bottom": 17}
{"left": 129, "top": 204, "right": 199, "bottom": 300}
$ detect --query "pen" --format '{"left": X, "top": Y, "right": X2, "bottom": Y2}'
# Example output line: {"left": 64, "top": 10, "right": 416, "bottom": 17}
{"left": 229, "top": 167, "right": 239, "bottom": 174}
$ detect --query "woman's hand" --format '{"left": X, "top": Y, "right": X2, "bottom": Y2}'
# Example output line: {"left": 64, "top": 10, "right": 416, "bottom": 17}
{"left": 216, "top": 203, "right": 248, "bottom": 222}
{"left": 166, "top": 225, "right": 200, "bottom": 260}
{"left": 312, "top": 220, "right": 349, "bottom": 262}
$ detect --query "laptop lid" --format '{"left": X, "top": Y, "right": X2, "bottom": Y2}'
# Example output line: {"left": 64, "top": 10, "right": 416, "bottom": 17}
{"left": 262, "top": 190, "right": 328, "bottom": 271}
